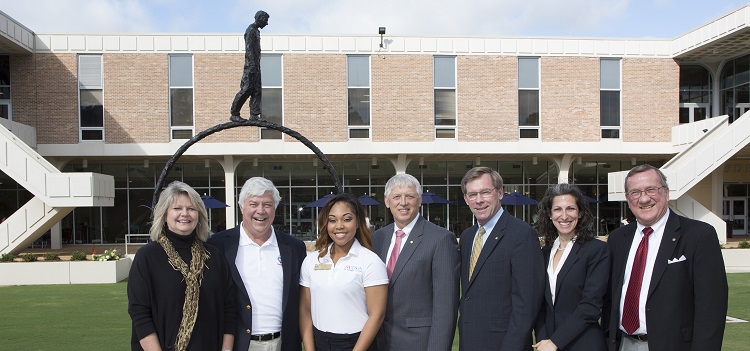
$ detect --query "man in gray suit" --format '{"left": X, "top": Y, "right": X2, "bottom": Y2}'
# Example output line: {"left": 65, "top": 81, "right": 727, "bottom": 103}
{"left": 372, "top": 173, "right": 460, "bottom": 351}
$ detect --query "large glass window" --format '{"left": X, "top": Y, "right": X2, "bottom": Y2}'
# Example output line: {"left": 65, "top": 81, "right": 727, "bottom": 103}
{"left": 679, "top": 65, "right": 712, "bottom": 123}
{"left": 600, "top": 58, "right": 621, "bottom": 138}
{"left": 169, "top": 54, "right": 194, "bottom": 140}
{"left": 518, "top": 57, "right": 540, "bottom": 138}
{"left": 78, "top": 55, "right": 103, "bottom": 141}
{"left": 0, "top": 55, "right": 10, "bottom": 120}
{"left": 434, "top": 56, "right": 456, "bottom": 139}
{"left": 347, "top": 55, "right": 371, "bottom": 139}
{"left": 261, "top": 54, "right": 283, "bottom": 139}
{"left": 720, "top": 54, "right": 750, "bottom": 123}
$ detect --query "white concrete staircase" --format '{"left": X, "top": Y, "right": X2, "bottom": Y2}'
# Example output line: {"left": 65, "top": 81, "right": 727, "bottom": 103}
{"left": 0, "top": 120, "right": 114, "bottom": 255}
{"left": 608, "top": 114, "right": 750, "bottom": 243}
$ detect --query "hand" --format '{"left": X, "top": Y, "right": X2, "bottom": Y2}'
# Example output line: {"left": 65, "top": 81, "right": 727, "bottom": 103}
{"left": 532, "top": 339, "right": 558, "bottom": 351}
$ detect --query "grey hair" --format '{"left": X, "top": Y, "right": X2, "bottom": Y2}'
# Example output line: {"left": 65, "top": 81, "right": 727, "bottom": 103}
{"left": 238, "top": 177, "right": 281, "bottom": 208}
{"left": 150, "top": 181, "right": 209, "bottom": 242}
{"left": 624, "top": 164, "right": 668, "bottom": 192}
{"left": 384, "top": 173, "right": 422, "bottom": 198}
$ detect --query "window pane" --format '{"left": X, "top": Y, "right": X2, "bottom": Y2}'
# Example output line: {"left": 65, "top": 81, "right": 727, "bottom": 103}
{"left": 349, "top": 129, "right": 369, "bottom": 139}
{"left": 520, "top": 129, "right": 539, "bottom": 138}
{"left": 736, "top": 55, "right": 750, "bottom": 86}
{"left": 261, "top": 55, "right": 282, "bottom": 87}
{"left": 79, "top": 55, "right": 102, "bottom": 88}
{"left": 519, "top": 90, "right": 539, "bottom": 126}
{"left": 0, "top": 55, "right": 9, "bottom": 85}
{"left": 0, "top": 104, "right": 8, "bottom": 119}
{"left": 600, "top": 59, "right": 621, "bottom": 90}
{"left": 171, "top": 88, "right": 193, "bottom": 126}
{"left": 434, "top": 56, "right": 456, "bottom": 88}
{"left": 601, "top": 129, "right": 620, "bottom": 138}
{"left": 600, "top": 91, "right": 620, "bottom": 126}
{"left": 169, "top": 55, "right": 193, "bottom": 87}
{"left": 679, "top": 107, "right": 690, "bottom": 124}
{"left": 261, "top": 129, "right": 282, "bottom": 139}
{"left": 262, "top": 88, "right": 282, "bottom": 124}
{"left": 172, "top": 129, "right": 193, "bottom": 139}
{"left": 436, "top": 129, "right": 455, "bottom": 138}
{"left": 347, "top": 56, "right": 370, "bottom": 87}
{"left": 435, "top": 89, "right": 456, "bottom": 125}
{"left": 695, "top": 107, "right": 707, "bottom": 121}
{"left": 680, "top": 65, "right": 710, "bottom": 90}
{"left": 518, "top": 58, "right": 539, "bottom": 89}
{"left": 0, "top": 87, "right": 10, "bottom": 99}
{"left": 80, "top": 89, "right": 103, "bottom": 127}
{"left": 348, "top": 88, "right": 370, "bottom": 126}
{"left": 81, "top": 129, "right": 103, "bottom": 140}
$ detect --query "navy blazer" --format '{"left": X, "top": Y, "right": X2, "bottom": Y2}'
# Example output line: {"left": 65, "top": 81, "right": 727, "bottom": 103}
{"left": 372, "top": 216, "right": 460, "bottom": 351}
{"left": 207, "top": 226, "right": 306, "bottom": 351}
{"left": 603, "top": 211, "right": 728, "bottom": 351}
{"left": 458, "top": 210, "right": 545, "bottom": 351}
{"left": 534, "top": 239, "right": 609, "bottom": 351}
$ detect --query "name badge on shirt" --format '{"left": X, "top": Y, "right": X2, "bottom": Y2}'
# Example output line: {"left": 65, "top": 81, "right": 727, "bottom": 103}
{"left": 314, "top": 263, "right": 332, "bottom": 270}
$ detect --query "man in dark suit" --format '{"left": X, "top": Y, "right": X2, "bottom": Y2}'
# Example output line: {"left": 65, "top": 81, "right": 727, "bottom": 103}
{"left": 372, "top": 174, "right": 460, "bottom": 351}
{"left": 207, "top": 177, "right": 306, "bottom": 351}
{"left": 603, "top": 164, "right": 728, "bottom": 351}
{"left": 458, "top": 167, "right": 545, "bottom": 351}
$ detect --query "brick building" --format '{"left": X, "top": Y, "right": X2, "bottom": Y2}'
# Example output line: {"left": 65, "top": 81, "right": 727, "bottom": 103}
{"left": 2, "top": 6, "right": 750, "bottom": 253}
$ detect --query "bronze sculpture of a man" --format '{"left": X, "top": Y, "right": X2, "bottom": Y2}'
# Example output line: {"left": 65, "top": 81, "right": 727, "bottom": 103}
{"left": 230, "top": 10, "right": 269, "bottom": 122}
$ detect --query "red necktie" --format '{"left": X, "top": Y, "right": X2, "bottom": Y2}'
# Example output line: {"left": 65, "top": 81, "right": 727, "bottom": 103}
{"left": 386, "top": 230, "right": 405, "bottom": 279}
{"left": 622, "top": 227, "right": 653, "bottom": 335}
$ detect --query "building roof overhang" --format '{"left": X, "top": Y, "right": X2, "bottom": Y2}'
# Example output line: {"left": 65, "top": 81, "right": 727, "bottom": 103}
{"left": 672, "top": 5, "right": 750, "bottom": 64}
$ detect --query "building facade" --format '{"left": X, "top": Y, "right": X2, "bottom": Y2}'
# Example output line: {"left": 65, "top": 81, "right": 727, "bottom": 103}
{"left": 2, "top": 6, "right": 750, "bottom": 252}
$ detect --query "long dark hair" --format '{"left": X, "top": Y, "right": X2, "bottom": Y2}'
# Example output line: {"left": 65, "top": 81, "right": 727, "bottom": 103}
{"left": 535, "top": 183, "right": 596, "bottom": 249}
{"left": 314, "top": 193, "right": 373, "bottom": 259}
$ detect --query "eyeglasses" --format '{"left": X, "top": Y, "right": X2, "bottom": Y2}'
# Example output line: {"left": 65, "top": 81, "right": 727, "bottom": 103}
{"left": 626, "top": 186, "right": 664, "bottom": 200}
{"left": 466, "top": 188, "right": 497, "bottom": 201}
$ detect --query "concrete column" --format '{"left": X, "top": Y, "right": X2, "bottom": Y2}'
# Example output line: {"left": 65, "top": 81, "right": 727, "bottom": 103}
{"left": 50, "top": 222, "right": 62, "bottom": 249}
{"left": 220, "top": 156, "right": 239, "bottom": 228}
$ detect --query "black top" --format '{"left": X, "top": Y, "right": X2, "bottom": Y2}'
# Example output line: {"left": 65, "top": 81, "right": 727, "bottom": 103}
{"left": 128, "top": 229, "right": 236, "bottom": 351}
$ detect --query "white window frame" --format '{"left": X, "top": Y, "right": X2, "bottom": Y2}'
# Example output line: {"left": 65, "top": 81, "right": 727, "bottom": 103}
{"left": 434, "top": 56, "right": 457, "bottom": 139}
{"left": 518, "top": 57, "right": 541, "bottom": 139}
{"left": 347, "top": 55, "right": 372, "bottom": 140}
{"left": 260, "top": 54, "right": 284, "bottom": 140}
{"left": 78, "top": 54, "right": 104, "bottom": 142}
{"left": 169, "top": 54, "right": 195, "bottom": 140}
{"left": 600, "top": 58, "right": 622, "bottom": 139}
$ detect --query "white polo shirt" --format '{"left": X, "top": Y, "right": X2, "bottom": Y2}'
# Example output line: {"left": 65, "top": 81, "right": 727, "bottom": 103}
{"left": 300, "top": 239, "right": 388, "bottom": 334}
{"left": 236, "top": 224, "right": 283, "bottom": 334}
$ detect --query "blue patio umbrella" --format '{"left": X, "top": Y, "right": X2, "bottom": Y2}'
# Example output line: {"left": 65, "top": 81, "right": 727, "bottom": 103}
{"left": 304, "top": 193, "right": 335, "bottom": 208}
{"left": 201, "top": 195, "right": 229, "bottom": 209}
{"left": 502, "top": 191, "right": 538, "bottom": 206}
{"left": 358, "top": 194, "right": 382, "bottom": 206}
{"left": 583, "top": 194, "right": 599, "bottom": 203}
{"left": 421, "top": 192, "right": 453, "bottom": 204}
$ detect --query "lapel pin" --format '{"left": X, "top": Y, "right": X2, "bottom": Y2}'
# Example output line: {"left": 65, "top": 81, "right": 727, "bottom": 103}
{"left": 495, "top": 237, "right": 499, "bottom": 240}
{"left": 410, "top": 241, "right": 414, "bottom": 244}
{"left": 672, "top": 237, "right": 676, "bottom": 241}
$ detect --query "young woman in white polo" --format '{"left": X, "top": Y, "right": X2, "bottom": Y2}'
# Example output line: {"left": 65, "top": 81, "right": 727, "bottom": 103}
{"left": 300, "top": 193, "right": 388, "bottom": 351}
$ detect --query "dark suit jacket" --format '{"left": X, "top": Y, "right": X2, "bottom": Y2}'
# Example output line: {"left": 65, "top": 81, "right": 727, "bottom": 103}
{"left": 207, "top": 227, "right": 306, "bottom": 351}
{"left": 534, "top": 239, "right": 609, "bottom": 351}
{"left": 458, "top": 210, "right": 545, "bottom": 351}
{"left": 603, "top": 211, "right": 728, "bottom": 351}
{"left": 372, "top": 216, "right": 460, "bottom": 351}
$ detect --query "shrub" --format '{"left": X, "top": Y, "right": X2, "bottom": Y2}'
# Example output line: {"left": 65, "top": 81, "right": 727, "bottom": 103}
{"left": 0, "top": 253, "right": 16, "bottom": 262}
{"left": 92, "top": 249, "right": 120, "bottom": 261}
{"left": 19, "top": 253, "right": 38, "bottom": 262}
{"left": 43, "top": 252, "right": 61, "bottom": 261}
{"left": 739, "top": 241, "right": 750, "bottom": 249}
{"left": 69, "top": 251, "right": 87, "bottom": 261}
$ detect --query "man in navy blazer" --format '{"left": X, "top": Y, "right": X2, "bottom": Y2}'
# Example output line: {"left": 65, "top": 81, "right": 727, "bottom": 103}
{"left": 372, "top": 174, "right": 460, "bottom": 351}
{"left": 207, "top": 177, "right": 306, "bottom": 351}
{"left": 458, "top": 167, "right": 545, "bottom": 351}
{"left": 603, "top": 165, "right": 727, "bottom": 351}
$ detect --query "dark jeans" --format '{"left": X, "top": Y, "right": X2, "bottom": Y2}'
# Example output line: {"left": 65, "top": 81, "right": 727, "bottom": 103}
{"left": 313, "top": 327, "right": 377, "bottom": 351}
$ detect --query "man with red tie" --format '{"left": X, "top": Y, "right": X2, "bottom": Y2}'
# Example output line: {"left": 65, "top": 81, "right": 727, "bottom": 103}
{"left": 372, "top": 174, "right": 460, "bottom": 351}
{"left": 603, "top": 164, "right": 728, "bottom": 351}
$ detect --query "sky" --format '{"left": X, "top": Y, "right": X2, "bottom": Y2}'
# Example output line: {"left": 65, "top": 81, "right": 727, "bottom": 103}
{"left": 0, "top": 0, "right": 748, "bottom": 39}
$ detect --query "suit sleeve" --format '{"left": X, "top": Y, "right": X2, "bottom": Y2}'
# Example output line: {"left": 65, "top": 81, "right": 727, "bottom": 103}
{"left": 502, "top": 226, "right": 545, "bottom": 351}
{"left": 690, "top": 225, "right": 728, "bottom": 351}
{"left": 549, "top": 242, "right": 610, "bottom": 349}
{"left": 427, "top": 232, "right": 461, "bottom": 350}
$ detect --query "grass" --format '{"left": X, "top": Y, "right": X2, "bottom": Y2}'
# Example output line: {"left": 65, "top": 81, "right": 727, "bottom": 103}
{"left": 0, "top": 274, "right": 748, "bottom": 350}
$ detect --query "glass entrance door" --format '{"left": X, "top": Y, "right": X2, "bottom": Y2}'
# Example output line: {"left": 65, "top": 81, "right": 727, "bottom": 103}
{"left": 723, "top": 197, "right": 747, "bottom": 236}
{"left": 679, "top": 103, "right": 708, "bottom": 124}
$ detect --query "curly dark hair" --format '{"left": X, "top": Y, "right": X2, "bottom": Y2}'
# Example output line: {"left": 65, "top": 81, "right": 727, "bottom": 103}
{"left": 314, "top": 193, "right": 373, "bottom": 259}
{"left": 535, "top": 183, "right": 596, "bottom": 249}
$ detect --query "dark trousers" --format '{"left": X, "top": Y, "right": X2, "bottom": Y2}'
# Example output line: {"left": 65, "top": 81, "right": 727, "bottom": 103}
{"left": 313, "top": 327, "right": 377, "bottom": 351}
{"left": 230, "top": 71, "right": 262, "bottom": 116}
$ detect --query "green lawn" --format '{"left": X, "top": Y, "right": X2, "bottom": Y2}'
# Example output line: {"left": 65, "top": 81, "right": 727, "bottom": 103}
{"left": 0, "top": 274, "right": 748, "bottom": 350}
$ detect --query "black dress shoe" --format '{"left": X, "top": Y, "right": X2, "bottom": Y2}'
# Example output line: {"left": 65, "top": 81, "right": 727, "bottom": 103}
{"left": 230, "top": 115, "right": 246, "bottom": 123}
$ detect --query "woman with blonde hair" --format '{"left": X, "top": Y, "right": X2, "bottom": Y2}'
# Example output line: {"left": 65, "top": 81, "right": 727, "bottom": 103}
{"left": 128, "top": 181, "right": 236, "bottom": 351}
{"left": 300, "top": 193, "right": 388, "bottom": 351}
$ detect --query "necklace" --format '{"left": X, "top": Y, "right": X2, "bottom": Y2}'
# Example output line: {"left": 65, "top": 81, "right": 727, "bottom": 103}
{"left": 557, "top": 246, "right": 567, "bottom": 251}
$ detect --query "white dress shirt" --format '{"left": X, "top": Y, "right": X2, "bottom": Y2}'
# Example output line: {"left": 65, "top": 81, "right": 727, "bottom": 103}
{"left": 547, "top": 236, "right": 575, "bottom": 304}
{"left": 385, "top": 215, "right": 419, "bottom": 267}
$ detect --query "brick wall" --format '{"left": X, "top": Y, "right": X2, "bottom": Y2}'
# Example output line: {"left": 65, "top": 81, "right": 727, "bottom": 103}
{"left": 622, "top": 58, "right": 679, "bottom": 142}
{"left": 541, "top": 56, "right": 600, "bottom": 142}
{"left": 458, "top": 56, "right": 517, "bottom": 142}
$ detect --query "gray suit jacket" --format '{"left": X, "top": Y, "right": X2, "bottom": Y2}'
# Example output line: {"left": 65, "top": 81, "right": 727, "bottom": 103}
{"left": 372, "top": 216, "right": 460, "bottom": 351}
{"left": 458, "top": 210, "right": 545, "bottom": 351}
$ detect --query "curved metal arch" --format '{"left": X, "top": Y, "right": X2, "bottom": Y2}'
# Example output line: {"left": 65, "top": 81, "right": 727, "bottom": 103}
{"left": 152, "top": 119, "right": 343, "bottom": 210}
